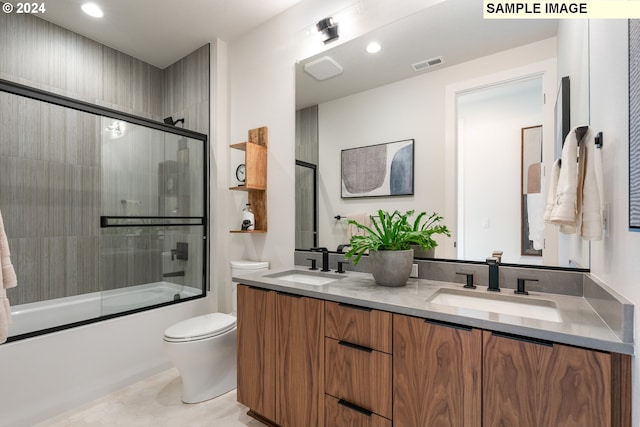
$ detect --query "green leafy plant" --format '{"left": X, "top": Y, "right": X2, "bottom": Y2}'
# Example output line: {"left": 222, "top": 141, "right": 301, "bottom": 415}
{"left": 344, "top": 209, "right": 450, "bottom": 265}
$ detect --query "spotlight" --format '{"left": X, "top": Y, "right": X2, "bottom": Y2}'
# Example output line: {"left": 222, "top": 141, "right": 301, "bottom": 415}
{"left": 316, "top": 17, "right": 339, "bottom": 44}
{"left": 163, "top": 116, "right": 185, "bottom": 126}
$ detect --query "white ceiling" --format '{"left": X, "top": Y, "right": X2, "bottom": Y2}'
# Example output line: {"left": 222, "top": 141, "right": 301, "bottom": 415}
{"left": 35, "top": 0, "right": 305, "bottom": 69}
{"left": 295, "top": 0, "right": 558, "bottom": 109}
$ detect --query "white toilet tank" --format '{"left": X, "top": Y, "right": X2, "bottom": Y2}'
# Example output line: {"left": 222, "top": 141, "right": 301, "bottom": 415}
{"left": 230, "top": 260, "right": 269, "bottom": 314}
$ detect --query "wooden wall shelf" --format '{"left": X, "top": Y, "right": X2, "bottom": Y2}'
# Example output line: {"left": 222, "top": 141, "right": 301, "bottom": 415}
{"left": 230, "top": 126, "right": 267, "bottom": 233}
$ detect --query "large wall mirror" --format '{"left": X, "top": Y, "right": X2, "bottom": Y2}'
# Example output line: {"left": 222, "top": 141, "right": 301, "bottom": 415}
{"left": 295, "top": 0, "right": 590, "bottom": 269}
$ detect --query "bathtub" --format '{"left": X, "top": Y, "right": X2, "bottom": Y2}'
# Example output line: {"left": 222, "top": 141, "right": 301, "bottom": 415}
{"left": 8, "top": 282, "right": 202, "bottom": 338}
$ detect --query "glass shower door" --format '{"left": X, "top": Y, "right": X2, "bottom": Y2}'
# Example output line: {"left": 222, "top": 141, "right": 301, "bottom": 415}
{"left": 100, "top": 119, "right": 206, "bottom": 316}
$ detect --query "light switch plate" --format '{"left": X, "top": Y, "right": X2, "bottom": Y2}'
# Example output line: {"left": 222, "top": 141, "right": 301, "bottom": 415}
{"left": 410, "top": 263, "right": 419, "bottom": 278}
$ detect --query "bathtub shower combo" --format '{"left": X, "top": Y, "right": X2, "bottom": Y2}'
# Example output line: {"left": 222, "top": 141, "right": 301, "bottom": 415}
{"left": 0, "top": 79, "right": 208, "bottom": 340}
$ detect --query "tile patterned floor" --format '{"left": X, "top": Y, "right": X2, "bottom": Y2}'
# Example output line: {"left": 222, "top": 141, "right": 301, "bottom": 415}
{"left": 35, "top": 368, "right": 266, "bottom": 427}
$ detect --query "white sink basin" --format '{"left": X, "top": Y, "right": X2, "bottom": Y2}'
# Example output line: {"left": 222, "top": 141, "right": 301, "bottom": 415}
{"left": 427, "top": 288, "right": 562, "bottom": 323}
{"left": 266, "top": 270, "right": 345, "bottom": 286}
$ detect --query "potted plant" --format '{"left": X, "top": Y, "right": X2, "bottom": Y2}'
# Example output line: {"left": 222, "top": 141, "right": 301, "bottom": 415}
{"left": 344, "top": 210, "right": 450, "bottom": 287}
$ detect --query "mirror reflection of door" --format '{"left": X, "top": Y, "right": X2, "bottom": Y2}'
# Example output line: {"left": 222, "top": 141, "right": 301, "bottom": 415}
{"left": 296, "top": 106, "right": 319, "bottom": 249}
{"left": 456, "top": 77, "right": 544, "bottom": 265}
{"left": 296, "top": 161, "right": 318, "bottom": 249}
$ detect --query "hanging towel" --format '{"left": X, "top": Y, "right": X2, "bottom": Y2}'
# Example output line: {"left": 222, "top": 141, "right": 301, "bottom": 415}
{"left": 544, "top": 159, "right": 561, "bottom": 223}
{"left": 0, "top": 208, "right": 17, "bottom": 344}
{"left": 580, "top": 129, "right": 604, "bottom": 240}
{"left": 526, "top": 163, "right": 544, "bottom": 250}
{"left": 347, "top": 213, "right": 372, "bottom": 240}
{"left": 549, "top": 126, "right": 585, "bottom": 233}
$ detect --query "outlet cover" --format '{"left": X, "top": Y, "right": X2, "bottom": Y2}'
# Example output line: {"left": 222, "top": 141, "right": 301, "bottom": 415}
{"left": 410, "top": 263, "right": 419, "bottom": 278}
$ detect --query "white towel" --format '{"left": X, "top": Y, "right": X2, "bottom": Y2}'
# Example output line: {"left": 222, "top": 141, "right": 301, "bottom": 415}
{"left": 549, "top": 127, "right": 583, "bottom": 233}
{"left": 0, "top": 209, "right": 17, "bottom": 290}
{"left": 580, "top": 130, "right": 604, "bottom": 240}
{"left": 347, "top": 213, "right": 372, "bottom": 240}
{"left": 527, "top": 193, "right": 545, "bottom": 250}
{"left": 544, "top": 159, "right": 561, "bottom": 223}
{"left": 0, "top": 208, "right": 17, "bottom": 344}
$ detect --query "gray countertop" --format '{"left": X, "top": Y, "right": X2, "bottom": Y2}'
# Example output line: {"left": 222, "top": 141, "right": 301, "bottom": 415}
{"left": 235, "top": 266, "right": 634, "bottom": 355}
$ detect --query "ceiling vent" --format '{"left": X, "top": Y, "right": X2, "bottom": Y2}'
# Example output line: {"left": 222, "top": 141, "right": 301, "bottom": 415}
{"left": 303, "top": 56, "right": 343, "bottom": 81}
{"left": 411, "top": 56, "right": 445, "bottom": 72}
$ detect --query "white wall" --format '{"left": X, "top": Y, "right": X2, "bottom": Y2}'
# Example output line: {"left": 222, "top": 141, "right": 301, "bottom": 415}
{"left": 588, "top": 19, "right": 640, "bottom": 425}
{"left": 458, "top": 79, "right": 543, "bottom": 264}
{"left": 218, "top": 0, "right": 452, "bottom": 311}
{"left": 316, "top": 39, "right": 555, "bottom": 257}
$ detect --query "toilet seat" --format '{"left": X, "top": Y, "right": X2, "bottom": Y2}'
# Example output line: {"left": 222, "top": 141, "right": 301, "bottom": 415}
{"left": 164, "top": 313, "right": 236, "bottom": 343}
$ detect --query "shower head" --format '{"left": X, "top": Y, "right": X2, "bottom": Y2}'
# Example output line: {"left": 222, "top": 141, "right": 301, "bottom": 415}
{"left": 163, "top": 116, "right": 185, "bottom": 126}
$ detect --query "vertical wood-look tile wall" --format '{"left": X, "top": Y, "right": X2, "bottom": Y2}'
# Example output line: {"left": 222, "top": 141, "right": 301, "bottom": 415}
{"left": 0, "top": 11, "right": 210, "bottom": 305}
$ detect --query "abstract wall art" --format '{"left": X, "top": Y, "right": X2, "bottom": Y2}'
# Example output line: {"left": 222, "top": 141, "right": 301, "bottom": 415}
{"left": 341, "top": 139, "right": 414, "bottom": 198}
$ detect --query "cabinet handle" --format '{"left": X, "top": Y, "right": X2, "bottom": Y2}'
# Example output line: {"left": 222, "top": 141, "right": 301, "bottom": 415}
{"left": 424, "top": 318, "right": 472, "bottom": 332}
{"left": 338, "top": 399, "right": 373, "bottom": 417}
{"left": 248, "top": 286, "right": 271, "bottom": 292}
{"left": 492, "top": 331, "right": 553, "bottom": 347}
{"left": 338, "top": 302, "right": 372, "bottom": 312}
{"left": 276, "top": 291, "right": 303, "bottom": 298}
{"left": 338, "top": 340, "right": 373, "bottom": 353}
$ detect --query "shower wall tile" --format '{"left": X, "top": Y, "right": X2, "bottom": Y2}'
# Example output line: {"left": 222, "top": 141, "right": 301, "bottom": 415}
{"left": 1, "top": 12, "right": 209, "bottom": 306}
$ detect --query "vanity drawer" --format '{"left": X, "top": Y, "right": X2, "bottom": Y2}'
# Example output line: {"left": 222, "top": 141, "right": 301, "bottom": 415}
{"left": 325, "top": 301, "right": 392, "bottom": 353}
{"left": 325, "top": 338, "right": 392, "bottom": 419}
{"left": 325, "top": 395, "right": 392, "bottom": 427}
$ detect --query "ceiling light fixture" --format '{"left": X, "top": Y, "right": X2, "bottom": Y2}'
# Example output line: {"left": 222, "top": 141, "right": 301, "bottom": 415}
{"left": 316, "top": 17, "right": 339, "bottom": 44}
{"left": 81, "top": 3, "right": 104, "bottom": 18}
{"left": 366, "top": 42, "right": 382, "bottom": 54}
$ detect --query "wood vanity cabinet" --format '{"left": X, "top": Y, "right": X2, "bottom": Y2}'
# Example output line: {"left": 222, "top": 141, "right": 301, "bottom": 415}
{"left": 275, "top": 292, "right": 324, "bottom": 427}
{"left": 237, "top": 284, "right": 276, "bottom": 421}
{"left": 236, "top": 284, "right": 324, "bottom": 427}
{"left": 483, "top": 330, "right": 631, "bottom": 427}
{"left": 324, "top": 301, "right": 393, "bottom": 426}
{"left": 393, "top": 313, "right": 482, "bottom": 427}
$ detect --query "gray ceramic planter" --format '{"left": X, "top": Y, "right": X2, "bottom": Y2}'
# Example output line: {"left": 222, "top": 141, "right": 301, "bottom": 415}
{"left": 369, "top": 249, "right": 414, "bottom": 287}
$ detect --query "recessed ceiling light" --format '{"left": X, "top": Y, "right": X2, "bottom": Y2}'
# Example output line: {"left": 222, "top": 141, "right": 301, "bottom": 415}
{"left": 366, "top": 42, "right": 382, "bottom": 54}
{"left": 81, "top": 3, "right": 103, "bottom": 18}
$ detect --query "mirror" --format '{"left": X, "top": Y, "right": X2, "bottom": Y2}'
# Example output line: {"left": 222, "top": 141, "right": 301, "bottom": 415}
{"left": 295, "top": 0, "right": 590, "bottom": 269}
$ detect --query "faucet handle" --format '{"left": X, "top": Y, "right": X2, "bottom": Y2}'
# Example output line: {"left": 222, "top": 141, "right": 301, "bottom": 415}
{"left": 307, "top": 258, "right": 318, "bottom": 270}
{"left": 336, "top": 261, "right": 349, "bottom": 274}
{"left": 456, "top": 272, "right": 476, "bottom": 289}
{"left": 515, "top": 278, "right": 538, "bottom": 295}
{"left": 486, "top": 256, "right": 499, "bottom": 265}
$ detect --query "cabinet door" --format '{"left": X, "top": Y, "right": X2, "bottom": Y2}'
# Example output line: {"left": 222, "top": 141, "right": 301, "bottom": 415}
{"left": 483, "top": 330, "right": 613, "bottom": 427}
{"left": 276, "top": 293, "right": 324, "bottom": 427}
{"left": 236, "top": 285, "right": 276, "bottom": 422}
{"left": 393, "top": 314, "right": 482, "bottom": 427}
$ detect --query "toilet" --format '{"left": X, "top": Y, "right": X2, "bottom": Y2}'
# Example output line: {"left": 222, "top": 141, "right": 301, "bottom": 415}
{"left": 163, "top": 260, "right": 269, "bottom": 403}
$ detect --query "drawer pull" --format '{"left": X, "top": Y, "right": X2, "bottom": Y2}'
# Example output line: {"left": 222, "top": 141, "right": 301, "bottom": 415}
{"left": 424, "top": 318, "right": 472, "bottom": 332}
{"left": 276, "top": 291, "right": 303, "bottom": 298}
{"left": 338, "top": 302, "right": 372, "bottom": 312}
{"left": 338, "top": 340, "right": 373, "bottom": 353}
{"left": 248, "top": 286, "right": 270, "bottom": 292}
{"left": 492, "top": 331, "right": 553, "bottom": 347}
{"left": 338, "top": 399, "right": 373, "bottom": 417}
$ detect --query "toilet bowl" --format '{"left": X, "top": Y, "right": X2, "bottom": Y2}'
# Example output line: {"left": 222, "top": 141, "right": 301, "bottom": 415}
{"left": 163, "top": 260, "right": 269, "bottom": 404}
{"left": 164, "top": 313, "right": 237, "bottom": 403}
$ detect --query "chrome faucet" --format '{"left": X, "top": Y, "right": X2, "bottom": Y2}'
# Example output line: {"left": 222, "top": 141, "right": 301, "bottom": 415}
{"left": 486, "top": 256, "right": 500, "bottom": 292}
{"left": 310, "top": 247, "right": 330, "bottom": 272}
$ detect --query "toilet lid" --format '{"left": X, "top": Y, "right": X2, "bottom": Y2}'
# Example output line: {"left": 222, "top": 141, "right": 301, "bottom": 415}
{"left": 164, "top": 313, "right": 236, "bottom": 342}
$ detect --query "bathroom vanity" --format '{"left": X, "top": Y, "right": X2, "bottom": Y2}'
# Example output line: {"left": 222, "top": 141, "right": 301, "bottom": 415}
{"left": 235, "top": 267, "right": 632, "bottom": 427}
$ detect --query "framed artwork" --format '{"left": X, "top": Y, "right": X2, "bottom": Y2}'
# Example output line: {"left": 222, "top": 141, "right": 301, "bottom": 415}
{"left": 521, "top": 126, "right": 543, "bottom": 256}
{"left": 629, "top": 19, "right": 640, "bottom": 229}
{"left": 341, "top": 139, "right": 414, "bottom": 198}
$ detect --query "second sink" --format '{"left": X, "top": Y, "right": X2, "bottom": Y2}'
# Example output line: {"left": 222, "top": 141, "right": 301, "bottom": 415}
{"left": 265, "top": 270, "right": 345, "bottom": 286}
{"left": 427, "top": 288, "right": 562, "bottom": 323}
